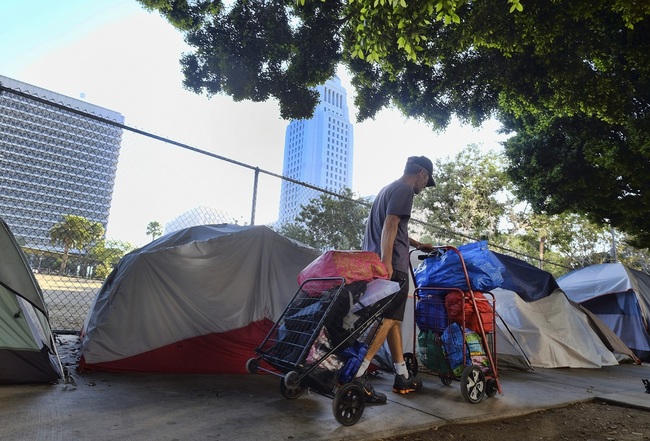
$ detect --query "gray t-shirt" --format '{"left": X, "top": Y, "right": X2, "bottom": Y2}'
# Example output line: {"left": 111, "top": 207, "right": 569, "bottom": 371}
{"left": 362, "top": 179, "right": 414, "bottom": 273}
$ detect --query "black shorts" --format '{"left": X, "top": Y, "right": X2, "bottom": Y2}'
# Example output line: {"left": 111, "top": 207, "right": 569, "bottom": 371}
{"left": 380, "top": 269, "right": 409, "bottom": 321}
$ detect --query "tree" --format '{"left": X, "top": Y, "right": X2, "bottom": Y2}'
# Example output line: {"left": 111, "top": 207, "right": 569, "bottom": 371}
{"left": 146, "top": 221, "right": 163, "bottom": 241}
{"left": 277, "top": 188, "right": 370, "bottom": 250}
{"left": 139, "top": 0, "right": 650, "bottom": 246}
{"left": 89, "top": 239, "right": 137, "bottom": 280}
{"left": 49, "top": 215, "right": 105, "bottom": 273}
{"left": 410, "top": 146, "right": 648, "bottom": 275}
{"left": 137, "top": 1, "right": 647, "bottom": 122}
{"left": 504, "top": 113, "right": 650, "bottom": 249}
{"left": 501, "top": 209, "right": 614, "bottom": 274}
{"left": 414, "top": 145, "right": 512, "bottom": 243}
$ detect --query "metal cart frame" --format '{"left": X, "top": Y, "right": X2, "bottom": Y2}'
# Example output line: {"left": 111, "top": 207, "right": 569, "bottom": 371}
{"left": 246, "top": 276, "right": 400, "bottom": 425}
{"left": 410, "top": 246, "right": 502, "bottom": 403}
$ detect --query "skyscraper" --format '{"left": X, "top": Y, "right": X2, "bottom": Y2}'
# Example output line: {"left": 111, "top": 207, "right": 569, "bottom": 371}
{"left": 278, "top": 76, "right": 354, "bottom": 225}
{"left": 0, "top": 75, "right": 124, "bottom": 250}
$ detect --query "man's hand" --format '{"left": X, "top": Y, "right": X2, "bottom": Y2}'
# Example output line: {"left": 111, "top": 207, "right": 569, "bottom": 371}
{"left": 411, "top": 239, "right": 434, "bottom": 253}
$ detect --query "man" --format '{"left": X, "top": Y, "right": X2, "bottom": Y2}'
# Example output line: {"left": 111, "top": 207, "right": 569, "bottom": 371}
{"left": 354, "top": 156, "right": 435, "bottom": 403}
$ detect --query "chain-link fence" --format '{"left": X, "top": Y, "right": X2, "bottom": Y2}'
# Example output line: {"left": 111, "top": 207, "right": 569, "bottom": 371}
{"left": 0, "top": 81, "right": 365, "bottom": 332}
{"left": 1, "top": 80, "right": 560, "bottom": 333}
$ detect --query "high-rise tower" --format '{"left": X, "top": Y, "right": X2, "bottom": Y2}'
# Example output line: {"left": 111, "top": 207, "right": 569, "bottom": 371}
{"left": 0, "top": 75, "right": 123, "bottom": 250}
{"left": 278, "top": 76, "right": 353, "bottom": 225}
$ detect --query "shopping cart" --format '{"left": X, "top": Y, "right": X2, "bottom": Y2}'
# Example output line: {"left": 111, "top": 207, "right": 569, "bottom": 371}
{"left": 411, "top": 246, "right": 502, "bottom": 404}
{"left": 246, "top": 276, "right": 401, "bottom": 426}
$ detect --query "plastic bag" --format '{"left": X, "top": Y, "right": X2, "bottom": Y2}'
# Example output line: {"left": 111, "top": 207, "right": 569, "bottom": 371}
{"left": 297, "top": 250, "right": 388, "bottom": 285}
{"left": 351, "top": 278, "right": 400, "bottom": 313}
{"left": 441, "top": 323, "right": 469, "bottom": 377}
{"left": 445, "top": 291, "right": 494, "bottom": 333}
{"left": 465, "top": 331, "right": 490, "bottom": 370}
{"left": 338, "top": 341, "right": 369, "bottom": 383}
{"left": 413, "top": 241, "right": 505, "bottom": 291}
{"left": 417, "top": 330, "right": 451, "bottom": 375}
{"left": 415, "top": 293, "right": 449, "bottom": 333}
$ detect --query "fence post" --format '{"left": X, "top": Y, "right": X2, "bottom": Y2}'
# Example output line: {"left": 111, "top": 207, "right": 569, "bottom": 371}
{"left": 251, "top": 167, "right": 260, "bottom": 225}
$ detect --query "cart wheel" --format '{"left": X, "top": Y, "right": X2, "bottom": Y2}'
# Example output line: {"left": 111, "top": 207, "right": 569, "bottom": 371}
{"left": 280, "top": 377, "right": 304, "bottom": 399}
{"left": 284, "top": 370, "right": 301, "bottom": 389}
{"left": 403, "top": 352, "right": 419, "bottom": 376}
{"left": 440, "top": 375, "right": 454, "bottom": 386}
{"left": 245, "top": 358, "right": 259, "bottom": 374}
{"left": 485, "top": 378, "right": 498, "bottom": 397}
{"left": 460, "top": 366, "right": 486, "bottom": 404}
{"left": 332, "top": 382, "right": 365, "bottom": 426}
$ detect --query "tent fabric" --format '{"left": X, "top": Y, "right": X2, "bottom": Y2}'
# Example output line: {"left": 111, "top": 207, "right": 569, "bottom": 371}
{"left": 492, "top": 252, "right": 559, "bottom": 302}
{"left": 558, "top": 264, "right": 635, "bottom": 303}
{"left": 79, "top": 224, "right": 321, "bottom": 374}
{"left": 82, "top": 319, "right": 275, "bottom": 374}
{"left": 558, "top": 263, "right": 650, "bottom": 361}
{"left": 0, "top": 217, "right": 63, "bottom": 384}
{"left": 492, "top": 288, "right": 620, "bottom": 368}
{"left": 570, "top": 301, "right": 640, "bottom": 363}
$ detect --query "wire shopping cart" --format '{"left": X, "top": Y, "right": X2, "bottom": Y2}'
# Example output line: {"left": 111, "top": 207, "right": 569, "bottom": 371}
{"left": 411, "top": 246, "right": 502, "bottom": 404}
{"left": 246, "top": 276, "right": 401, "bottom": 425}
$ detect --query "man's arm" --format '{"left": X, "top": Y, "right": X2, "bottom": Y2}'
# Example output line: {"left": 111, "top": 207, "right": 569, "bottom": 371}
{"left": 380, "top": 214, "right": 400, "bottom": 279}
{"left": 409, "top": 237, "right": 434, "bottom": 253}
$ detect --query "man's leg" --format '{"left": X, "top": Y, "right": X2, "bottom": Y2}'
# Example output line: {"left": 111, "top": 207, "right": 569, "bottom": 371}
{"left": 389, "top": 320, "right": 422, "bottom": 394}
{"left": 386, "top": 321, "right": 405, "bottom": 365}
{"left": 354, "top": 318, "right": 396, "bottom": 378}
{"left": 353, "top": 318, "right": 396, "bottom": 404}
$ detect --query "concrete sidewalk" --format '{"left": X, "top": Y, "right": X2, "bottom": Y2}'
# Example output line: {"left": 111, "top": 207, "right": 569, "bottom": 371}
{"left": 1, "top": 360, "right": 649, "bottom": 441}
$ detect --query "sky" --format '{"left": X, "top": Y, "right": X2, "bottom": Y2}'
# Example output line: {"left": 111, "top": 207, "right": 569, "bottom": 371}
{"left": 0, "top": 0, "right": 510, "bottom": 246}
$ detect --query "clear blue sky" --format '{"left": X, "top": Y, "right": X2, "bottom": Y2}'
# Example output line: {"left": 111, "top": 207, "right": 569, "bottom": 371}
{"left": 1, "top": 0, "right": 509, "bottom": 245}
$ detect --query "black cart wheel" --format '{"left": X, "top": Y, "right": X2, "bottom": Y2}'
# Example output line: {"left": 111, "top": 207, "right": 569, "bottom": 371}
{"left": 284, "top": 370, "right": 301, "bottom": 389}
{"left": 403, "top": 352, "right": 419, "bottom": 376}
{"left": 440, "top": 375, "right": 454, "bottom": 386}
{"left": 460, "top": 366, "right": 486, "bottom": 404}
{"left": 485, "top": 378, "right": 498, "bottom": 397}
{"left": 280, "top": 377, "right": 304, "bottom": 399}
{"left": 332, "top": 382, "right": 365, "bottom": 426}
{"left": 245, "top": 358, "right": 259, "bottom": 374}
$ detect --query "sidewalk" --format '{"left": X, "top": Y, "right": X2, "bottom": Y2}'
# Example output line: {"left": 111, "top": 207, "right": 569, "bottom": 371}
{"left": 1, "top": 359, "right": 649, "bottom": 441}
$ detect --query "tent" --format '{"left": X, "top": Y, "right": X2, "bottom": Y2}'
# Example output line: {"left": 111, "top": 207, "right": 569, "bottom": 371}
{"left": 491, "top": 252, "right": 623, "bottom": 368}
{"left": 492, "top": 288, "right": 624, "bottom": 368}
{"left": 492, "top": 253, "right": 635, "bottom": 368}
{"left": 79, "top": 224, "right": 321, "bottom": 374}
{"left": 0, "top": 217, "right": 63, "bottom": 383}
{"left": 558, "top": 263, "right": 650, "bottom": 362}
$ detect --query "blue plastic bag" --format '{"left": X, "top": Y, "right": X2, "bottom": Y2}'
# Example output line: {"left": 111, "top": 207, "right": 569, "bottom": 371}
{"left": 441, "top": 323, "right": 470, "bottom": 377}
{"left": 415, "top": 294, "right": 448, "bottom": 333}
{"left": 413, "top": 241, "right": 505, "bottom": 291}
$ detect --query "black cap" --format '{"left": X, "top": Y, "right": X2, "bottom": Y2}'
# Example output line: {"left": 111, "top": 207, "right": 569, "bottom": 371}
{"left": 407, "top": 156, "right": 435, "bottom": 187}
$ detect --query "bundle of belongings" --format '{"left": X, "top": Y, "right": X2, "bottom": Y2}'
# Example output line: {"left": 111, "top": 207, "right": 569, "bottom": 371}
{"left": 413, "top": 241, "right": 502, "bottom": 377}
{"left": 274, "top": 250, "right": 400, "bottom": 391}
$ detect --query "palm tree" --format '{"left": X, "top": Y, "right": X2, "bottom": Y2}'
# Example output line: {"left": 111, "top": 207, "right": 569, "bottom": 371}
{"left": 49, "top": 215, "right": 104, "bottom": 273}
{"left": 146, "top": 221, "right": 163, "bottom": 241}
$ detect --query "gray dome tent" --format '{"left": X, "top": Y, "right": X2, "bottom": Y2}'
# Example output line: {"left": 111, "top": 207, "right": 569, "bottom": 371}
{"left": 79, "top": 224, "right": 321, "bottom": 374}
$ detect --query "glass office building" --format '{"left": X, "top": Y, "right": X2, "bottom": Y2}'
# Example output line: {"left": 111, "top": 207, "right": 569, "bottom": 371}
{"left": 0, "top": 75, "right": 124, "bottom": 250}
{"left": 278, "top": 76, "right": 354, "bottom": 225}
